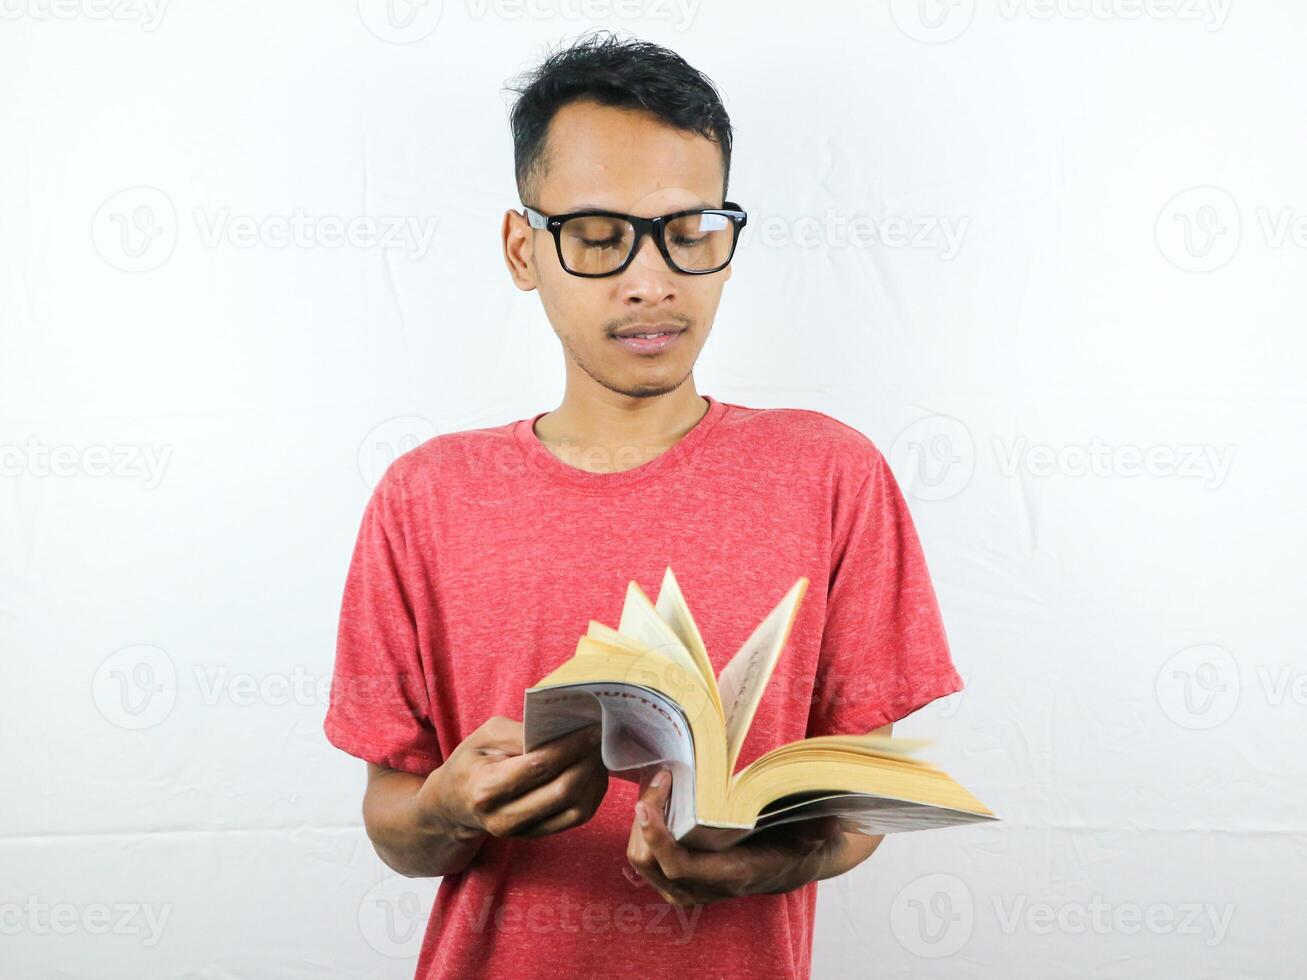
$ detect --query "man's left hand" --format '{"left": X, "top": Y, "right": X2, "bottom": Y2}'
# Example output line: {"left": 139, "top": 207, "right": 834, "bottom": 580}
{"left": 625, "top": 767, "right": 842, "bottom": 907}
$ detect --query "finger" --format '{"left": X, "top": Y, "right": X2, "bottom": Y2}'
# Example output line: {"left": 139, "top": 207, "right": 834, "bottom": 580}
{"left": 633, "top": 771, "right": 752, "bottom": 901}
{"left": 475, "top": 716, "right": 527, "bottom": 754}
{"left": 480, "top": 723, "right": 602, "bottom": 806}
{"left": 511, "top": 762, "right": 609, "bottom": 838}
{"left": 636, "top": 769, "right": 678, "bottom": 857}
{"left": 489, "top": 752, "right": 607, "bottom": 837}
{"left": 627, "top": 769, "right": 671, "bottom": 871}
{"left": 629, "top": 769, "right": 694, "bottom": 898}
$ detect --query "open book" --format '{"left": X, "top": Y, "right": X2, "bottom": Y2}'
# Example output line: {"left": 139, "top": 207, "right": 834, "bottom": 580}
{"left": 522, "top": 567, "right": 997, "bottom": 851}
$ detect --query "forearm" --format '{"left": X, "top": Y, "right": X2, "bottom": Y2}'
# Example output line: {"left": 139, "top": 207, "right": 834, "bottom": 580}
{"left": 752, "top": 828, "right": 886, "bottom": 896}
{"left": 813, "top": 831, "right": 885, "bottom": 882}
{"left": 362, "top": 766, "right": 487, "bottom": 878}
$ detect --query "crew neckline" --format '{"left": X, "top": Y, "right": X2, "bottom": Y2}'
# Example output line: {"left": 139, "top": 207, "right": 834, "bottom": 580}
{"left": 512, "top": 394, "right": 728, "bottom": 491}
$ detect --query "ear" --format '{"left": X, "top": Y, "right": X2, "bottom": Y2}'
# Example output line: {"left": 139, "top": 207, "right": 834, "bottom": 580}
{"left": 503, "top": 209, "right": 538, "bottom": 292}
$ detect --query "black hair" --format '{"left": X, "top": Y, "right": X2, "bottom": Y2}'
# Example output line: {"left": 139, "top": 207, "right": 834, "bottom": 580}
{"left": 505, "top": 29, "right": 733, "bottom": 206}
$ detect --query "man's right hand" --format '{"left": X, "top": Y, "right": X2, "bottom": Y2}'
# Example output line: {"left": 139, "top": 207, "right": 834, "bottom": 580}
{"left": 420, "top": 716, "right": 609, "bottom": 842}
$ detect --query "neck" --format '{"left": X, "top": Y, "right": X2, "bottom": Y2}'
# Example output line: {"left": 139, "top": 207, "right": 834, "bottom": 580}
{"left": 532, "top": 381, "right": 710, "bottom": 474}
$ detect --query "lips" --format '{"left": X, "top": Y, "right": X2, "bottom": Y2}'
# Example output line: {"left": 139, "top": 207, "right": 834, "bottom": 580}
{"left": 611, "top": 328, "right": 685, "bottom": 355}
{"left": 611, "top": 323, "right": 685, "bottom": 339}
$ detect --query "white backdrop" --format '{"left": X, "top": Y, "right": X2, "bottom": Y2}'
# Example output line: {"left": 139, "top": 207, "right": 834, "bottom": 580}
{"left": 2, "top": 2, "right": 1304, "bottom": 977}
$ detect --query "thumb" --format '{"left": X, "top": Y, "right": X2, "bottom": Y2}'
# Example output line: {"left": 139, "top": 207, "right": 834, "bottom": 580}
{"left": 637, "top": 766, "right": 672, "bottom": 821}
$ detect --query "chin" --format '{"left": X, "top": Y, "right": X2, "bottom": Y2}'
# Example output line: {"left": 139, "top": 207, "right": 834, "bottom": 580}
{"left": 604, "top": 373, "right": 687, "bottom": 399}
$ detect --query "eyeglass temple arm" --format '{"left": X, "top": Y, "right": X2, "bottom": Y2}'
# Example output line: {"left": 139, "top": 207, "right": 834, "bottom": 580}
{"left": 523, "top": 206, "right": 548, "bottom": 230}
{"left": 524, "top": 204, "right": 744, "bottom": 228}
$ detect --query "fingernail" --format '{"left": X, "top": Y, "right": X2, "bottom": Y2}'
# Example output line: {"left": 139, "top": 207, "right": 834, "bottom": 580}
{"left": 636, "top": 802, "right": 648, "bottom": 826}
{"left": 652, "top": 769, "right": 669, "bottom": 789}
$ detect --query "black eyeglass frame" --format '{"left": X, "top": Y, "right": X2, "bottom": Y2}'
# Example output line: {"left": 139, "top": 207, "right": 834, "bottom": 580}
{"left": 522, "top": 201, "right": 748, "bottom": 277}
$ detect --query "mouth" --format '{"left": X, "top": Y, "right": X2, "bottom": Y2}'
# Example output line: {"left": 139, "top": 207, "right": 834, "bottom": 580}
{"left": 609, "top": 324, "right": 687, "bottom": 356}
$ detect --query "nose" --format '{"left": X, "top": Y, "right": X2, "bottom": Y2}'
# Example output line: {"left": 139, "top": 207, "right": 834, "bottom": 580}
{"left": 617, "top": 229, "right": 678, "bottom": 305}
{"left": 619, "top": 228, "right": 679, "bottom": 294}
{"left": 631, "top": 226, "right": 668, "bottom": 268}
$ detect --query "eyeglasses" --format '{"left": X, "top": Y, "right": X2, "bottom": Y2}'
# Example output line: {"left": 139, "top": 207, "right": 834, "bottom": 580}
{"left": 522, "top": 201, "right": 748, "bottom": 278}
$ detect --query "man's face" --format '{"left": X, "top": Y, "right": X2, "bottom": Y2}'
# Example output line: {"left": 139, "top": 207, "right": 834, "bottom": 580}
{"left": 503, "top": 98, "right": 732, "bottom": 399}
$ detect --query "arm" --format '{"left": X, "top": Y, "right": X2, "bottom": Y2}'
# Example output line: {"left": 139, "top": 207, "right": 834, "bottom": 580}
{"left": 363, "top": 762, "right": 487, "bottom": 878}
{"left": 360, "top": 717, "right": 608, "bottom": 879}
{"left": 798, "top": 721, "right": 892, "bottom": 885}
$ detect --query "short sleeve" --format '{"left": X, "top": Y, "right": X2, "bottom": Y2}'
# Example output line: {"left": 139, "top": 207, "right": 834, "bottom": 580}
{"left": 323, "top": 464, "right": 443, "bottom": 776}
{"left": 805, "top": 445, "right": 964, "bottom": 738}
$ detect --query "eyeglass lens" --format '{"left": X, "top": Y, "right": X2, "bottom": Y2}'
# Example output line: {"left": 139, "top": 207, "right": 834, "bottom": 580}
{"left": 558, "top": 211, "right": 736, "bottom": 275}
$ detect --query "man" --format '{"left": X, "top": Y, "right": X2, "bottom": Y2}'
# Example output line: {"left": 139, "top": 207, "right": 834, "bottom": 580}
{"left": 325, "top": 30, "right": 963, "bottom": 979}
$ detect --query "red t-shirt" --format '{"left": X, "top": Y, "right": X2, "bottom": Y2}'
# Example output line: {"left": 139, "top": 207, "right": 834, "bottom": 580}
{"left": 324, "top": 394, "right": 963, "bottom": 979}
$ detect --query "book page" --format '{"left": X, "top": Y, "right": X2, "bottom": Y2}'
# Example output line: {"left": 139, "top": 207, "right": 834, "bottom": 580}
{"left": 584, "top": 620, "right": 646, "bottom": 654}
{"left": 652, "top": 567, "right": 722, "bottom": 721}
{"left": 716, "top": 577, "right": 809, "bottom": 774}
{"left": 615, "top": 579, "right": 716, "bottom": 731}
{"left": 756, "top": 794, "right": 997, "bottom": 835}
{"left": 733, "top": 734, "right": 937, "bottom": 780}
{"left": 617, "top": 579, "right": 701, "bottom": 679}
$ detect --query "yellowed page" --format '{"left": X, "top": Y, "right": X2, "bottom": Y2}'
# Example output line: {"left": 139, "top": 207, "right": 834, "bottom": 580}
{"left": 584, "top": 620, "right": 644, "bottom": 653}
{"left": 716, "top": 576, "right": 809, "bottom": 774}
{"left": 653, "top": 567, "right": 723, "bottom": 724}
{"left": 616, "top": 579, "right": 707, "bottom": 700}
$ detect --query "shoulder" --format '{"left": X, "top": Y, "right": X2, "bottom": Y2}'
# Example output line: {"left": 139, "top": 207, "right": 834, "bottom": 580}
{"left": 716, "top": 400, "right": 886, "bottom": 483}
{"left": 372, "top": 417, "right": 518, "bottom": 502}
